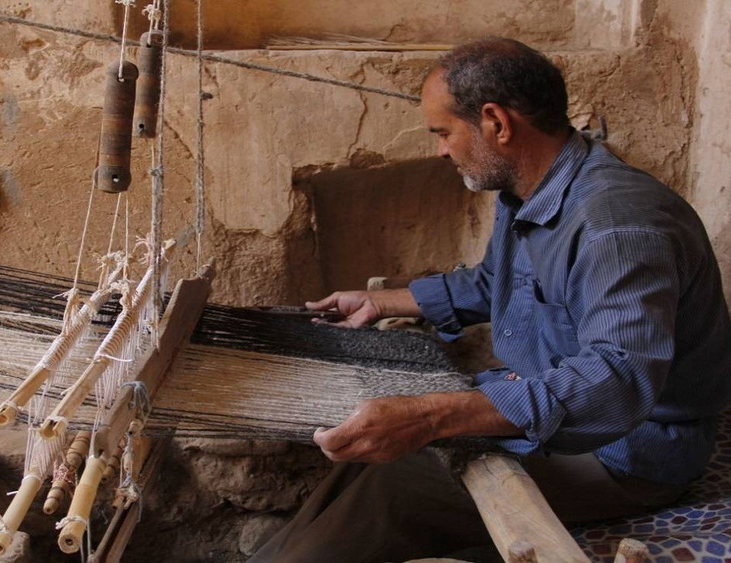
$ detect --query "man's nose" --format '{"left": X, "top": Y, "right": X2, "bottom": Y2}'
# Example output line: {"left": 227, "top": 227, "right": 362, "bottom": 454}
{"left": 437, "top": 138, "right": 450, "bottom": 159}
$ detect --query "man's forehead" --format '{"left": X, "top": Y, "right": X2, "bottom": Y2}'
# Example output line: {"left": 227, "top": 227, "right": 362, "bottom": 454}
{"left": 421, "top": 68, "right": 450, "bottom": 99}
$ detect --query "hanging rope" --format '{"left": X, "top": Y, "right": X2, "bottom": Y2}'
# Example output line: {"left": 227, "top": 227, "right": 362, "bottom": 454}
{"left": 149, "top": 0, "right": 170, "bottom": 349}
{"left": 195, "top": 0, "right": 205, "bottom": 274}
{"left": 0, "top": 13, "right": 421, "bottom": 102}
{"left": 115, "top": 0, "right": 136, "bottom": 80}
{"left": 143, "top": 0, "right": 162, "bottom": 38}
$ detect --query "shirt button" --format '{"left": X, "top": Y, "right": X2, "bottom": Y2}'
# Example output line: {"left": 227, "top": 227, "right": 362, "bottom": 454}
{"left": 503, "top": 329, "right": 513, "bottom": 337}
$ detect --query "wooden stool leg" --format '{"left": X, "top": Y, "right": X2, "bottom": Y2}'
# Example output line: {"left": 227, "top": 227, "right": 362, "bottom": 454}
{"left": 461, "top": 454, "right": 589, "bottom": 563}
{"left": 614, "top": 538, "right": 649, "bottom": 563}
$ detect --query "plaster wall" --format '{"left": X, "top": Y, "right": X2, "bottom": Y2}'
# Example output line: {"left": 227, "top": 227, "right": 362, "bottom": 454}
{"left": 0, "top": 0, "right": 729, "bottom": 560}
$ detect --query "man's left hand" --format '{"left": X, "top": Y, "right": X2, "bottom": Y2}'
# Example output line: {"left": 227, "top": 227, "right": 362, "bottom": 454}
{"left": 313, "top": 395, "right": 436, "bottom": 463}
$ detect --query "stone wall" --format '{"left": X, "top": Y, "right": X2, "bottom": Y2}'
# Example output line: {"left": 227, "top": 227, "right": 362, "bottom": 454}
{"left": 1, "top": 0, "right": 730, "bottom": 560}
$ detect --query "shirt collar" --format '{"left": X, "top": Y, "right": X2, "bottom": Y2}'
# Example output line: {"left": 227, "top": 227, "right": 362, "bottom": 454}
{"left": 500, "top": 130, "right": 589, "bottom": 227}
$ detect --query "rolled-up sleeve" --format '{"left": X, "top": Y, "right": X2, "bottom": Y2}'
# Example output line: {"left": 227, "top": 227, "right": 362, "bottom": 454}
{"left": 479, "top": 231, "right": 679, "bottom": 455}
{"left": 409, "top": 242, "right": 495, "bottom": 342}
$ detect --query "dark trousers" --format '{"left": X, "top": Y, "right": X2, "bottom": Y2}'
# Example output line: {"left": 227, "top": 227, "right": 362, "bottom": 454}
{"left": 249, "top": 450, "right": 684, "bottom": 563}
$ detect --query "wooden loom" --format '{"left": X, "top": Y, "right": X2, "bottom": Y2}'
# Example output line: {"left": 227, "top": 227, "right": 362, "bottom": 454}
{"left": 0, "top": 5, "right": 648, "bottom": 563}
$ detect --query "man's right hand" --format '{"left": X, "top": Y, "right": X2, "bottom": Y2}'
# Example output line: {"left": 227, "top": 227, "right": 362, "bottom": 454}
{"left": 305, "top": 291, "right": 382, "bottom": 328}
{"left": 306, "top": 288, "right": 422, "bottom": 329}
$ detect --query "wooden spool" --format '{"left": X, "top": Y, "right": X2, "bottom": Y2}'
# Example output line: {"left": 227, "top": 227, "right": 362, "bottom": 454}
{"left": 0, "top": 472, "right": 42, "bottom": 556}
{"left": 43, "top": 431, "right": 92, "bottom": 514}
{"left": 58, "top": 457, "right": 105, "bottom": 554}
{"left": 97, "top": 60, "right": 139, "bottom": 193}
{"left": 134, "top": 31, "right": 164, "bottom": 138}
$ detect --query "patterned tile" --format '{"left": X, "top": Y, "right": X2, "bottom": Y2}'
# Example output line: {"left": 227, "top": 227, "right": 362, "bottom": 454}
{"left": 571, "top": 408, "right": 731, "bottom": 561}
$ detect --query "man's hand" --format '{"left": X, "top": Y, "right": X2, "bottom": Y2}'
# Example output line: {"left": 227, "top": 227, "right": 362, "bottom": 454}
{"left": 305, "top": 291, "right": 381, "bottom": 329}
{"left": 306, "top": 288, "right": 422, "bottom": 329}
{"left": 313, "top": 391, "right": 524, "bottom": 464}
{"left": 313, "top": 395, "right": 437, "bottom": 463}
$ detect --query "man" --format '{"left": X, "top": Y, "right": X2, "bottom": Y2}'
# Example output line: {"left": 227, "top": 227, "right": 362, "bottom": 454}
{"left": 251, "top": 37, "right": 731, "bottom": 562}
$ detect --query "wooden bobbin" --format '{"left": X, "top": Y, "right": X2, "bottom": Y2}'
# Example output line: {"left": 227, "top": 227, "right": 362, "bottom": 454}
{"left": 43, "top": 431, "right": 92, "bottom": 514}
{"left": 134, "top": 31, "right": 164, "bottom": 138}
{"left": 58, "top": 457, "right": 105, "bottom": 554}
{"left": 101, "top": 439, "right": 126, "bottom": 485}
{"left": 0, "top": 472, "right": 43, "bottom": 556}
{"left": 97, "top": 60, "right": 139, "bottom": 193}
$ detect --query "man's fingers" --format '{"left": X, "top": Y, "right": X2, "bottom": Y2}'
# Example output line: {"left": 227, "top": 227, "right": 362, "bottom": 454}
{"left": 311, "top": 317, "right": 362, "bottom": 329}
{"left": 313, "top": 425, "right": 352, "bottom": 452}
{"left": 305, "top": 293, "right": 338, "bottom": 311}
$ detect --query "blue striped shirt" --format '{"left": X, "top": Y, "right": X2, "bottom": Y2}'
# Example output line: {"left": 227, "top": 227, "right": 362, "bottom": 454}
{"left": 410, "top": 131, "right": 731, "bottom": 485}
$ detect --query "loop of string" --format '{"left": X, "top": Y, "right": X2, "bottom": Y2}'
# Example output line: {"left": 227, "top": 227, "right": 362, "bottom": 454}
{"left": 55, "top": 515, "right": 92, "bottom": 563}
{"left": 122, "top": 381, "right": 152, "bottom": 423}
{"left": 143, "top": 0, "right": 162, "bottom": 38}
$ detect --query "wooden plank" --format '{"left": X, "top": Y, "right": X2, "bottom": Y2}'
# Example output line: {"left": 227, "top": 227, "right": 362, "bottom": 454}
{"left": 461, "top": 454, "right": 589, "bottom": 563}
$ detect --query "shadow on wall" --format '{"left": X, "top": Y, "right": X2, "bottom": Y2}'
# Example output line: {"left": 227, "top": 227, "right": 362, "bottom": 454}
{"left": 294, "top": 157, "right": 494, "bottom": 295}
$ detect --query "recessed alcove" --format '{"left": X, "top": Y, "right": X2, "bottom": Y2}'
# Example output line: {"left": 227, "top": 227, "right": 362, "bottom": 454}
{"left": 297, "top": 157, "right": 494, "bottom": 294}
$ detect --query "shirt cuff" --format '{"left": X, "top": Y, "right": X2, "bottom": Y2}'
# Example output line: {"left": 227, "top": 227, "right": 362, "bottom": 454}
{"left": 409, "top": 275, "right": 464, "bottom": 342}
{"left": 478, "top": 378, "right": 567, "bottom": 455}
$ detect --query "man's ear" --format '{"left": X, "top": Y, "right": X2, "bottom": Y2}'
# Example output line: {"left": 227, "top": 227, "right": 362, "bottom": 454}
{"left": 480, "top": 103, "right": 513, "bottom": 145}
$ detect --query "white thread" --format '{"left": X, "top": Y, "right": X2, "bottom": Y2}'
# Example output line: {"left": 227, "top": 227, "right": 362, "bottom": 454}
{"left": 55, "top": 514, "right": 88, "bottom": 531}
{"left": 71, "top": 179, "right": 96, "bottom": 293}
{"left": 122, "top": 381, "right": 151, "bottom": 422}
{"left": 115, "top": 0, "right": 135, "bottom": 80}
{"left": 150, "top": 0, "right": 170, "bottom": 350}
{"left": 97, "top": 354, "right": 133, "bottom": 363}
{"left": 195, "top": 0, "right": 205, "bottom": 274}
{"left": 143, "top": 0, "right": 162, "bottom": 38}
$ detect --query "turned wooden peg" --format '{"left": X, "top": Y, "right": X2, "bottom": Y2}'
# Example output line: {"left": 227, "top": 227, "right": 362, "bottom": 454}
{"left": 97, "top": 60, "right": 139, "bottom": 193}
{"left": 614, "top": 538, "right": 649, "bottom": 563}
{"left": 101, "top": 439, "right": 126, "bottom": 485}
{"left": 134, "top": 31, "right": 164, "bottom": 138}
{"left": 65, "top": 431, "right": 92, "bottom": 468}
{"left": 43, "top": 431, "right": 92, "bottom": 514}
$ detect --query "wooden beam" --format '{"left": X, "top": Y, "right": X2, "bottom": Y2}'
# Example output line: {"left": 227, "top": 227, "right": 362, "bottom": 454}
{"left": 461, "top": 454, "right": 589, "bottom": 563}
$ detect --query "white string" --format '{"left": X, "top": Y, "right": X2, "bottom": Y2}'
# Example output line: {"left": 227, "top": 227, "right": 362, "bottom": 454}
{"left": 107, "top": 193, "right": 123, "bottom": 256}
{"left": 143, "top": 0, "right": 162, "bottom": 38}
{"left": 72, "top": 179, "right": 96, "bottom": 291}
{"left": 55, "top": 515, "right": 91, "bottom": 563}
{"left": 124, "top": 193, "right": 130, "bottom": 281}
{"left": 195, "top": 0, "right": 205, "bottom": 274}
{"left": 150, "top": 0, "right": 170, "bottom": 349}
{"left": 115, "top": 0, "right": 135, "bottom": 80}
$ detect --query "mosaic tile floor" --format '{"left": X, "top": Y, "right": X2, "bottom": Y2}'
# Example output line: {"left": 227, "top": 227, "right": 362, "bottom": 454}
{"left": 571, "top": 408, "right": 731, "bottom": 561}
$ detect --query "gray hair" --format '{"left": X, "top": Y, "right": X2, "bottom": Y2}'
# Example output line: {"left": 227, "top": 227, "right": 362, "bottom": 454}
{"left": 438, "top": 37, "right": 570, "bottom": 135}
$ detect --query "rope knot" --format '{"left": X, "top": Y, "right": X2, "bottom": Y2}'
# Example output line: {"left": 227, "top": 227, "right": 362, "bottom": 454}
{"left": 142, "top": 4, "right": 162, "bottom": 26}
{"left": 149, "top": 166, "right": 163, "bottom": 178}
{"left": 122, "top": 382, "right": 151, "bottom": 423}
{"left": 55, "top": 514, "right": 89, "bottom": 531}
{"left": 115, "top": 0, "right": 136, "bottom": 6}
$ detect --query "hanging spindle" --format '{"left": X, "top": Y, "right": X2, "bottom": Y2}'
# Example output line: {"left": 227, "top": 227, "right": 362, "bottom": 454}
{"left": 134, "top": 30, "right": 164, "bottom": 137}
{"left": 97, "top": 61, "right": 139, "bottom": 193}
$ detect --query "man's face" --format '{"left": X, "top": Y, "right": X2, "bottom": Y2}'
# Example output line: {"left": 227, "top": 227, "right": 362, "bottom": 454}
{"left": 421, "top": 71, "right": 516, "bottom": 193}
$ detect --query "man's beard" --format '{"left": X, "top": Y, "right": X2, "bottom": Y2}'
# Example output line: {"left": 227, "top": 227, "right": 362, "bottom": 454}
{"left": 461, "top": 128, "right": 518, "bottom": 193}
